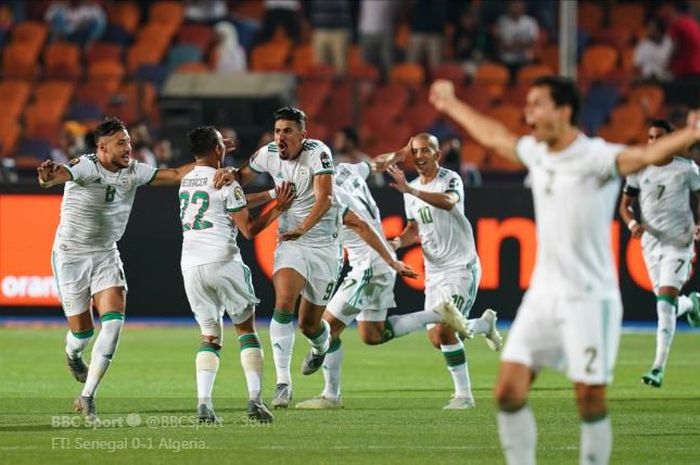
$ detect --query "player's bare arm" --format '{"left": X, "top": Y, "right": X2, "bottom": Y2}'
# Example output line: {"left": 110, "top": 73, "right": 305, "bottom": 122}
{"left": 390, "top": 220, "right": 420, "bottom": 251}
{"left": 230, "top": 182, "right": 294, "bottom": 239}
{"left": 617, "top": 111, "right": 700, "bottom": 176}
{"left": 369, "top": 138, "right": 413, "bottom": 173}
{"left": 246, "top": 181, "right": 294, "bottom": 209}
{"left": 280, "top": 173, "right": 333, "bottom": 241}
{"left": 429, "top": 79, "right": 520, "bottom": 163}
{"left": 386, "top": 165, "right": 459, "bottom": 211}
{"left": 343, "top": 209, "right": 419, "bottom": 279}
{"left": 618, "top": 193, "right": 644, "bottom": 238}
{"left": 37, "top": 159, "right": 71, "bottom": 188}
{"left": 150, "top": 162, "right": 196, "bottom": 186}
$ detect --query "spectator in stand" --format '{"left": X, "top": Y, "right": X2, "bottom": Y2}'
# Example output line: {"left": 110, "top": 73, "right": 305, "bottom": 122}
{"left": 406, "top": 0, "right": 447, "bottom": 70}
{"left": 184, "top": 0, "right": 228, "bottom": 24}
{"left": 45, "top": 0, "right": 106, "bottom": 47}
{"left": 634, "top": 19, "right": 673, "bottom": 81}
{"left": 358, "top": 0, "right": 395, "bottom": 80}
{"left": 494, "top": 0, "right": 539, "bottom": 79}
{"left": 153, "top": 140, "right": 173, "bottom": 168}
{"left": 212, "top": 22, "right": 247, "bottom": 73}
{"left": 308, "top": 0, "right": 353, "bottom": 76}
{"left": 453, "top": 6, "right": 486, "bottom": 77}
{"left": 257, "top": 0, "right": 301, "bottom": 45}
{"left": 51, "top": 124, "right": 82, "bottom": 165}
{"left": 658, "top": 1, "right": 700, "bottom": 106}
{"left": 129, "top": 123, "right": 157, "bottom": 167}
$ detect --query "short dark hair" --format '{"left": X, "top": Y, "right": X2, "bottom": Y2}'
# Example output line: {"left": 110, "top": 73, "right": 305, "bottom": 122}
{"left": 650, "top": 119, "right": 674, "bottom": 133}
{"left": 340, "top": 127, "right": 359, "bottom": 146}
{"left": 532, "top": 75, "right": 580, "bottom": 125}
{"left": 94, "top": 116, "right": 127, "bottom": 141}
{"left": 273, "top": 106, "right": 306, "bottom": 130}
{"left": 188, "top": 126, "right": 220, "bottom": 156}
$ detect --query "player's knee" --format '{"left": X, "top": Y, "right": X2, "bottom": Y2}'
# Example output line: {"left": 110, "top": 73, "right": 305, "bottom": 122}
{"left": 575, "top": 385, "right": 606, "bottom": 416}
{"left": 199, "top": 319, "right": 222, "bottom": 345}
{"left": 360, "top": 331, "right": 384, "bottom": 345}
{"left": 427, "top": 330, "right": 442, "bottom": 349}
{"left": 494, "top": 381, "right": 527, "bottom": 411}
{"left": 298, "top": 319, "right": 318, "bottom": 338}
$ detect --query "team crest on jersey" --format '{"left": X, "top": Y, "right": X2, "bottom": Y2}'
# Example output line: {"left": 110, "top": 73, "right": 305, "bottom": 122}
{"left": 320, "top": 152, "right": 332, "bottom": 169}
{"left": 299, "top": 166, "right": 309, "bottom": 178}
{"left": 117, "top": 176, "right": 133, "bottom": 190}
{"left": 233, "top": 186, "right": 244, "bottom": 202}
{"left": 68, "top": 157, "right": 81, "bottom": 166}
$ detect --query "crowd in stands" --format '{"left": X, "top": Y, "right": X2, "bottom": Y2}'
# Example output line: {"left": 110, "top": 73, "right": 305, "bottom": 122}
{"left": 0, "top": 0, "right": 699, "bottom": 185}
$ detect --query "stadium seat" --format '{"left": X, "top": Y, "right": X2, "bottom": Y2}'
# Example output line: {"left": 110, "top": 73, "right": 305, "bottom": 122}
{"left": 127, "top": 43, "right": 167, "bottom": 74}
{"left": 87, "top": 60, "right": 126, "bottom": 83}
{"left": 75, "top": 81, "right": 113, "bottom": 110}
{"left": 432, "top": 63, "right": 467, "bottom": 84}
{"left": 34, "top": 81, "right": 75, "bottom": 109}
{"left": 609, "top": 4, "right": 645, "bottom": 32}
{"left": 107, "top": 1, "right": 141, "bottom": 34}
{"left": 0, "top": 81, "right": 31, "bottom": 119}
{"left": 291, "top": 45, "right": 314, "bottom": 75}
{"left": 474, "top": 62, "right": 509, "bottom": 98}
{"left": 488, "top": 105, "right": 523, "bottom": 132}
{"left": 456, "top": 84, "right": 496, "bottom": 111}
{"left": 150, "top": 1, "right": 185, "bottom": 36}
{"left": 177, "top": 24, "right": 214, "bottom": 52}
{"left": 11, "top": 21, "right": 48, "bottom": 56}
{"left": 372, "top": 83, "right": 410, "bottom": 109}
{"left": 628, "top": 84, "right": 665, "bottom": 116}
{"left": 2, "top": 43, "right": 40, "bottom": 79}
{"left": 0, "top": 119, "right": 20, "bottom": 156}
{"left": 404, "top": 101, "right": 440, "bottom": 133}
{"left": 85, "top": 42, "right": 123, "bottom": 65}
{"left": 135, "top": 23, "right": 174, "bottom": 51}
{"left": 461, "top": 142, "right": 487, "bottom": 167}
{"left": 580, "top": 44, "right": 618, "bottom": 80}
{"left": 516, "top": 64, "right": 553, "bottom": 85}
{"left": 577, "top": 2, "right": 604, "bottom": 36}
{"left": 44, "top": 41, "right": 82, "bottom": 80}
{"left": 349, "top": 62, "right": 380, "bottom": 82}
{"left": 389, "top": 63, "right": 425, "bottom": 88}
{"left": 250, "top": 41, "right": 291, "bottom": 71}
{"left": 537, "top": 45, "right": 559, "bottom": 73}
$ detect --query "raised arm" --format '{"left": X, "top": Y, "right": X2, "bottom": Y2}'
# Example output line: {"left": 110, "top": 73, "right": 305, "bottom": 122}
{"left": 343, "top": 209, "right": 419, "bottom": 278}
{"left": 280, "top": 173, "right": 333, "bottom": 241}
{"left": 429, "top": 80, "right": 520, "bottom": 163}
{"left": 37, "top": 160, "right": 71, "bottom": 188}
{"left": 386, "top": 165, "right": 459, "bottom": 211}
{"left": 369, "top": 139, "right": 413, "bottom": 173}
{"left": 150, "top": 162, "right": 196, "bottom": 186}
{"left": 230, "top": 183, "right": 294, "bottom": 239}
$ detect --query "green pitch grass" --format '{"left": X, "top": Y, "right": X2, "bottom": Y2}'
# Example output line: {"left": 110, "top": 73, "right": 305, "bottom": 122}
{"left": 0, "top": 325, "right": 698, "bottom": 464}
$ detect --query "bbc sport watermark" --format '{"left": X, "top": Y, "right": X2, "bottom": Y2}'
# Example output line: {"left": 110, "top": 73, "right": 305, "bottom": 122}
{"left": 50, "top": 413, "right": 223, "bottom": 430}
{"left": 51, "top": 437, "right": 207, "bottom": 453}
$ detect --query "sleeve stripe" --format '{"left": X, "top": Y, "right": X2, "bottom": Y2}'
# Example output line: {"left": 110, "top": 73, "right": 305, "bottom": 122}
{"left": 249, "top": 164, "right": 264, "bottom": 173}
{"left": 227, "top": 206, "right": 245, "bottom": 212}
{"left": 63, "top": 165, "right": 75, "bottom": 181}
{"left": 146, "top": 169, "right": 159, "bottom": 185}
{"left": 314, "top": 169, "right": 335, "bottom": 175}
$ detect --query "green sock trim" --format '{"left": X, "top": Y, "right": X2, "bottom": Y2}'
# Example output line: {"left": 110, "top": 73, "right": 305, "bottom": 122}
{"left": 100, "top": 312, "right": 125, "bottom": 322}
{"left": 328, "top": 338, "right": 342, "bottom": 353}
{"left": 582, "top": 412, "right": 608, "bottom": 423}
{"left": 272, "top": 310, "right": 294, "bottom": 324}
{"left": 238, "top": 333, "right": 261, "bottom": 351}
{"left": 72, "top": 328, "right": 94, "bottom": 339}
{"left": 443, "top": 348, "right": 466, "bottom": 367}
{"left": 381, "top": 319, "right": 395, "bottom": 343}
{"left": 198, "top": 342, "right": 221, "bottom": 357}
{"left": 657, "top": 295, "right": 678, "bottom": 306}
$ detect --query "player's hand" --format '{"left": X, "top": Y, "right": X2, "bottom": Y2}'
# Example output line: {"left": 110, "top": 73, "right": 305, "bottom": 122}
{"left": 279, "top": 228, "right": 304, "bottom": 241}
{"left": 213, "top": 168, "right": 237, "bottom": 189}
{"left": 223, "top": 137, "right": 237, "bottom": 154}
{"left": 390, "top": 260, "right": 419, "bottom": 279}
{"left": 274, "top": 182, "right": 294, "bottom": 211}
{"left": 389, "top": 237, "right": 402, "bottom": 250}
{"left": 429, "top": 80, "right": 457, "bottom": 112}
{"left": 395, "top": 138, "right": 413, "bottom": 163}
{"left": 37, "top": 159, "right": 59, "bottom": 185}
{"left": 630, "top": 223, "right": 645, "bottom": 238}
{"left": 387, "top": 166, "right": 411, "bottom": 194}
{"left": 694, "top": 224, "right": 700, "bottom": 241}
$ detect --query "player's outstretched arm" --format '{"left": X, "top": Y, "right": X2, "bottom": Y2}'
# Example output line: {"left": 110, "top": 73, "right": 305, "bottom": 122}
{"left": 279, "top": 173, "right": 332, "bottom": 241}
{"left": 617, "top": 111, "right": 700, "bottom": 176}
{"left": 429, "top": 79, "right": 520, "bottom": 163}
{"left": 386, "top": 165, "right": 459, "bottom": 211}
{"left": 343, "top": 209, "right": 419, "bottom": 279}
{"left": 389, "top": 220, "right": 420, "bottom": 251}
{"left": 245, "top": 189, "right": 275, "bottom": 209}
{"left": 37, "top": 160, "right": 71, "bottom": 188}
{"left": 618, "top": 193, "right": 644, "bottom": 238}
{"left": 369, "top": 138, "right": 413, "bottom": 173}
{"left": 150, "top": 161, "right": 196, "bottom": 186}
{"left": 231, "top": 182, "right": 294, "bottom": 239}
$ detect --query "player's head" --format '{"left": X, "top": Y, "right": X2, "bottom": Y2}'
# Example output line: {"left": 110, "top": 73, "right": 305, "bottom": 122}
{"left": 648, "top": 119, "right": 674, "bottom": 145}
{"left": 410, "top": 133, "right": 441, "bottom": 177}
{"left": 188, "top": 126, "right": 225, "bottom": 164}
{"left": 334, "top": 127, "right": 359, "bottom": 153}
{"left": 94, "top": 117, "right": 130, "bottom": 169}
{"left": 525, "top": 76, "right": 580, "bottom": 145}
{"left": 273, "top": 106, "right": 307, "bottom": 160}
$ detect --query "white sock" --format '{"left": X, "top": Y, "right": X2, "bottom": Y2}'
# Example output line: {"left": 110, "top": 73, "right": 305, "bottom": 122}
{"left": 195, "top": 346, "right": 220, "bottom": 409}
{"left": 468, "top": 317, "right": 489, "bottom": 335}
{"left": 239, "top": 333, "right": 263, "bottom": 402}
{"left": 270, "top": 311, "right": 295, "bottom": 385}
{"left": 580, "top": 416, "right": 612, "bottom": 465}
{"left": 309, "top": 319, "right": 330, "bottom": 355}
{"left": 322, "top": 338, "right": 343, "bottom": 400}
{"left": 81, "top": 313, "right": 124, "bottom": 398}
{"left": 65, "top": 329, "right": 93, "bottom": 359}
{"left": 677, "top": 295, "right": 692, "bottom": 317}
{"left": 441, "top": 341, "right": 472, "bottom": 398}
{"left": 387, "top": 310, "right": 440, "bottom": 338}
{"left": 653, "top": 297, "right": 676, "bottom": 370}
{"left": 498, "top": 405, "right": 537, "bottom": 465}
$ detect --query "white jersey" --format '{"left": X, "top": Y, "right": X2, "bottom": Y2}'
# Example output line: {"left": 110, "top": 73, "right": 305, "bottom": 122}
{"left": 53, "top": 154, "right": 157, "bottom": 254}
{"left": 516, "top": 134, "right": 624, "bottom": 296}
{"left": 624, "top": 157, "right": 700, "bottom": 247}
{"left": 335, "top": 162, "right": 395, "bottom": 273}
{"left": 179, "top": 166, "right": 247, "bottom": 270}
{"left": 249, "top": 139, "right": 341, "bottom": 248}
{"left": 404, "top": 167, "right": 477, "bottom": 274}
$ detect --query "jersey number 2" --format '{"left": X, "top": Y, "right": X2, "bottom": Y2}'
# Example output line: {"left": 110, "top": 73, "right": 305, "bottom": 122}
{"left": 179, "top": 191, "right": 213, "bottom": 231}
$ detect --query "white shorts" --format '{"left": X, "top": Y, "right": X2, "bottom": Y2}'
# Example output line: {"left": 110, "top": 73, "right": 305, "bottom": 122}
{"left": 642, "top": 234, "right": 695, "bottom": 293}
{"left": 326, "top": 268, "right": 397, "bottom": 325}
{"left": 426, "top": 260, "right": 481, "bottom": 317}
{"left": 501, "top": 291, "right": 623, "bottom": 385}
{"left": 273, "top": 241, "right": 342, "bottom": 306}
{"left": 182, "top": 260, "right": 259, "bottom": 327}
{"left": 51, "top": 249, "right": 127, "bottom": 317}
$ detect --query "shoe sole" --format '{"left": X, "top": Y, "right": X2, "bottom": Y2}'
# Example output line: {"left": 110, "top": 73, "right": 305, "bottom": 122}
{"left": 482, "top": 309, "right": 503, "bottom": 352}
{"left": 436, "top": 301, "right": 471, "bottom": 339}
{"left": 641, "top": 377, "right": 662, "bottom": 388}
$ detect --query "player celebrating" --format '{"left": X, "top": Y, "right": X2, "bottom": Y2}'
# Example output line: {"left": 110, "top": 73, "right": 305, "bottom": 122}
{"left": 214, "top": 106, "right": 341, "bottom": 408}
{"left": 430, "top": 76, "right": 700, "bottom": 465}
{"left": 618, "top": 119, "right": 700, "bottom": 388}
{"left": 179, "top": 126, "right": 294, "bottom": 423}
{"left": 37, "top": 117, "right": 196, "bottom": 422}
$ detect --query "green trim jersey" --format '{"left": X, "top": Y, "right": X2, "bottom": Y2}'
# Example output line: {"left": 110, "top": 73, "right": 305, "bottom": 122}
{"left": 624, "top": 157, "right": 700, "bottom": 247}
{"left": 249, "top": 139, "right": 341, "bottom": 248}
{"left": 54, "top": 154, "right": 157, "bottom": 253}
{"left": 404, "top": 167, "right": 476, "bottom": 274}
{"left": 516, "top": 134, "right": 624, "bottom": 296}
{"left": 179, "top": 166, "right": 247, "bottom": 270}
{"left": 335, "top": 162, "right": 395, "bottom": 273}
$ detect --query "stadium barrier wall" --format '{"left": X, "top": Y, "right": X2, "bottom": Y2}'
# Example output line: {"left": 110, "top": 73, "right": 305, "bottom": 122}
{"left": 1, "top": 184, "right": 693, "bottom": 320}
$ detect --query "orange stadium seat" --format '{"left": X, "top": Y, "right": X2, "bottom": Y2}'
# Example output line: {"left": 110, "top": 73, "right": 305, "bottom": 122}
{"left": 628, "top": 84, "right": 665, "bottom": 116}
{"left": 34, "top": 81, "right": 74, "bottom": 108}
{"left": 488, "top": 105, "right": 523, "bottom": 132}
{"left": 389, "top": 63, "right": 425, "bottom": 88}
{"left": 107, "top": 1, "right": 141, "bottom": 34}
{"left": 516, "top": 64, "right": 553, "bottom": 85}
{"left": 85, "top": 42, "right": 123, "bottom": 64}
{"left": 609, "top": 4, "right": 645, "bottom": 32}
{"left": 537, "top": 45, "right": 559, "bottom": 73}
{"left": 127, "top": 43, "right": 166, "bottom": 74}
{"left": 11, "top": 21, "right": 48, "bottom": 56}
{"left": 456, "top": 84, "right": 496, "bottom": 111}
{"left": 0, "top": 81, "right": 32, "bottom": 119}
{"left": 461, "top": 142, "right": 487, "bottom": 167}
{"left": 87, "top": 60, "right": 126, "bottom": 83}
{"left": 75, "top": 81, "right": 113, "bottom": 110}
{"left": 2, "top": 43, "right": 40, "bottom": 79}
{"left": 372, "top": 83, "right": 410, "bottom": 109}
{"left": 250, "top": 42, "right": 291, "bottom": 71}
{"left": 609, "top": 103, "right": 645, "bottom": 131}
{"left": 580, "top": 44, "right": 618, "bottom": 80}
{"left": 474, "top": 62, "right": 509, "bottom": 98}
{"left": 44, "top": 41, "right": 82, "bottom": 80}
{"left": 432, "top": 63, "right": 467, "bottom": 84}
{"left": 149, "top": 1, "right": 185, "bottom": 36}
{"left": 0, "top": 119, "right": 20, "bottom": 157}
{"left": 136, "top": 23, "right": 174, "bottom": 50}
{"left": 577, "top": 2, "right": 604, "bottom": 36}
{"left": 291, "top": 44, "right": 314, "bottom": 75}
{"left": 404, "top": 101, "right": 440, "bottom": 133}
{"left": 177, "top": 24, "right": 214, "bottom": 52}
{"left": 349, "top": 62, "right": 380, "bottom": 82}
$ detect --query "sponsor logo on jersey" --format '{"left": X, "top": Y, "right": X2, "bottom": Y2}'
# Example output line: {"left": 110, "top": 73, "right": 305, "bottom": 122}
{"left": 320, "top": 152, "right": 332, "bottom": 169}
{"left": 233, "top": 186, "right": 244, "bottom": 203}
{"left": 68, "top": 158, "right": 81, "bottom": 166}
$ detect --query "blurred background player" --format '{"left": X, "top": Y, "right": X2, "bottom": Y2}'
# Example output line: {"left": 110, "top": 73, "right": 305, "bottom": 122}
{"left": 429, "top": 76, "right": 700, "bottom": 465}
{"left": 618, "top": 119, "right": 700, "bottom": 388}
{"left": 387, "top": 133, "right": 502, "bottom": 410}
{"left": 214, "top": 106, "right": 340, "bottom": 409}
{"left": 37, "top": 117, "right": 195, "bottom": 422}
{"left": 179, "top": 126, "right": 294, "bottom": 423}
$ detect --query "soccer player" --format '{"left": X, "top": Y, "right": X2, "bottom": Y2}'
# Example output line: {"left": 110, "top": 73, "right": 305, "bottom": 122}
{"left": 429, "top": 76, "right": 700, "bottom": 465}
{"left": 618, "top": 119, "right": 700, "bottom": 388}
{"left": 213, "top": 106, "right": 341, "bottom": 408}
{"left": 295, "top": 156, "right": 500, "bottom": 410}
{"left": 37, "top": 117, "right": 197, "bottom": 422}
{"left": 179, "top": 126, "right": 294, "bottom": 423}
